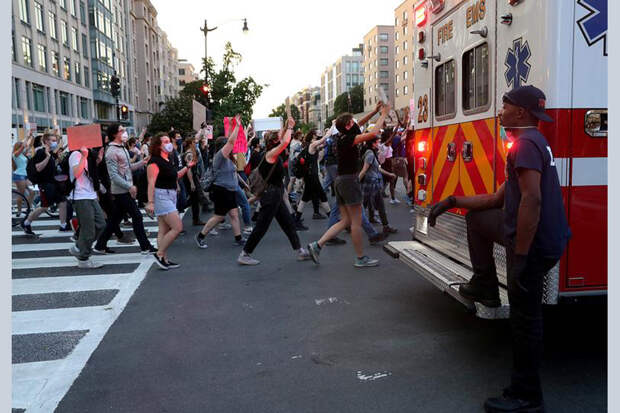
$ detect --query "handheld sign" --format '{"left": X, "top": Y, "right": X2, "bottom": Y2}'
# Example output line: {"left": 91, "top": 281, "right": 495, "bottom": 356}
{"left": 192, "top": 100, "right": 207, "bottom": 132}
{"left": 67, "top": 124, "right": 102, "bottom": 151}
{"left": 223, "top": 117, "right": 247, "bottom": 154}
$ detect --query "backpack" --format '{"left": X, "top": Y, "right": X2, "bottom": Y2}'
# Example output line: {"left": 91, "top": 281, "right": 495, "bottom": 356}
{"left": 58, "top": 151, "right": 78, "bottom": 197}
{"left": 26, "top": 149, "right": 43, "bottom": 184}
{"left": 292, "top": 148, "right": 310, "bottom": 179}
{"left": 248, "top": 156, "right": 277, "bottom": 197}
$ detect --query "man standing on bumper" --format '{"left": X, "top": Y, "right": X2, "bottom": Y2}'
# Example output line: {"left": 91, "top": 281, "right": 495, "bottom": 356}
{"left": 428, "top": 85, "right": 570, "bottom": 413}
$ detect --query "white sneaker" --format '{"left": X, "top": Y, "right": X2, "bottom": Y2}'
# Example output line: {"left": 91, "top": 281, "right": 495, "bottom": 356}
{"left": 68, "top": 245, "right": 80, "bottom": 258}
{"left": 238, "top": 252, "right": 260, "bottom": 265}
{"left": 77, "top": 258, "right": 103, "bottom": 269}
{"left": 297, "top": 248, "right": 311, "bottom": 261}
{"left": 218, "top": 222, "right": 232, "bottom": 230}
{"left": 209, "top": 229, "right": 219, "bottom": 236}
{"left": 243, "top": 226, "right": 253, "bottom": 235}
{"left": 389, "top": 199, "right": 400, "bottom": 205}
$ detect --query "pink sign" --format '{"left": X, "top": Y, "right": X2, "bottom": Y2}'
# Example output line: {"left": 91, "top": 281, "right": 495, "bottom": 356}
{"left": 223, "top": 117, "right": 247, "bottom": 154}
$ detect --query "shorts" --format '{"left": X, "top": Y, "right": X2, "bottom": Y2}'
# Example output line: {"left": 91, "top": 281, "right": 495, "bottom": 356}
{"left": 12, "top": 173, "right": 27, "bottom": 182}
{"left": 334, "top": 174, "right": 363, "bottom": 206}
{"left": 39, "top": 182, "right": 65, "bottom": 207}
{"left": 393, "top": 157, "right": 408, "bottom": 178}
{"left": 211, "top": 185, "right": 238, "bottom": 216}
{"left": 382, "top": 157, "right": 393, "bottom": 173}
{"left": 301, "top": 175, "right": 327, "bottom": 203}
{"left": 154, "top": 188, "right": 177, "bottom": 217}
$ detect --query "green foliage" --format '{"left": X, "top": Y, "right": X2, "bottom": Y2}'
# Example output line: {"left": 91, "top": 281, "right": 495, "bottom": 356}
{"left": 333, "top": 85, "right": 364, "bottom": 117}
{"left": 150, "top": 42, "right": 264, "bottom": 138}
{"left": 269, "top": 103, "right": 301, "bottom": 125}
{"left": 298, "top": 122, "right": 316, "bottom": 134}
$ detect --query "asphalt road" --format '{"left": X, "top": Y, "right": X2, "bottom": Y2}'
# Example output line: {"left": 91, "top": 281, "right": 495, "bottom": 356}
{"left": 56, "top": 196, "right": 607, "bottom": 413}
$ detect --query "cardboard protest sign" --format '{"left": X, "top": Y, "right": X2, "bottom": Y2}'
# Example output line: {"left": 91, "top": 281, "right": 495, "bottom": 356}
{"left": 192, "top": 100, "right": 207, "bottom": 132}
{"left": 223, "top": 117, "right": 247, "bottom": 154}
{"left": 67, "top": 124, "right": 102, "bottom": 150}
{"left": 253, "top": 118, "right": 282, "bottom": 132}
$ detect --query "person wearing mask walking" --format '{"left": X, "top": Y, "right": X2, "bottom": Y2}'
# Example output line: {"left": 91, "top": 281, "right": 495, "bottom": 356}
{"left": 68, "top": 146, "right": 106, "bottom": 268}
{"left": 94, "top": 124, "right": 157, "bottom": 254}
{"left": 13, "top": 135, "right": 35, "bottom": 217}
{"left": 195, "top": 114, "right": 246, "bottom": 249}
{"left": 146, "top": 133, "right": 195, "bottom": 269}
{"left": 238, "top": 119, "right": 311, "bottom": 265}
{"left": 294, "top": 130, "right": 331, "bottom": 221}
{"left": 429, "top": 86, "right": 570, "bottom": 413}
{"left": 307, "top": 102, "right": 390, "bottom": 267}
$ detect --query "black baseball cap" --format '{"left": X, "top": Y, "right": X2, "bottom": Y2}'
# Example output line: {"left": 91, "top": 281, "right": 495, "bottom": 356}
{"left": 502, "top": 85, "right": 553, "bottom": 122}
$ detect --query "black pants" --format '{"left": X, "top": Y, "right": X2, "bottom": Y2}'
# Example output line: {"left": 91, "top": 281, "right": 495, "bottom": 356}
{"left": 95, "top": 192, "right": 152, "bottom": 250}
{"left": 466, "top": 209, "right": 558, "bottom": 403}
{"left": 98, "top": 191, "right": 124, "bottom": 239}
{"left": 244, "top": 186, "right": 300, "bottom": 254}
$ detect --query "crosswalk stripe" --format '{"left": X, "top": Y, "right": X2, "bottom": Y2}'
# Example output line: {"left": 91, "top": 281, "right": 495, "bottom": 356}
{"left": 12, "top": 306, "right": 111, "bottom": 335}
{"left": 11, "top": 238, "right": 158, "bottom": 252}
{"left": 12, "top": 273, "right": 131, "bottom": 295}
{"left": 12, "top": 253, "right": 150, "bottom": 269}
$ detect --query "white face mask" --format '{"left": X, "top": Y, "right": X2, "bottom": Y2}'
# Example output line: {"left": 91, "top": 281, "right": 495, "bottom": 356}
{"left": 121, "top": 131, "right": 129, "bottom": 142}
{"left": 163, "top": 142, "right": 174, "bottom": 153}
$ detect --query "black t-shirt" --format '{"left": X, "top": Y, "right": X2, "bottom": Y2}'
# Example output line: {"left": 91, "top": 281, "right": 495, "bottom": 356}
{"left": 259, "top": 156, "right": 284, "bottom": 187}
{"left": 148, "top": 155, "right": 178, "bottom": 189}
{"left": 337, "top": 132, "right": 359, "bottom": 175}
{"left": 32, "top": 147, "right": 57, "bottom": 183}
{"left": 249, "top": 150, "right": 263, "bottom": 172}
{"left": 504, "top": 128, "right": 571, "bottom": 258}
{"left": 305, "top": 149, "right": 319, "bottom": 177}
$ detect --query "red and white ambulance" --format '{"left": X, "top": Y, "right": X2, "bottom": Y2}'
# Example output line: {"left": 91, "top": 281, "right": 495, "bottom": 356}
{"left": 386, "top": 0, "right": 607, "bottom": 318}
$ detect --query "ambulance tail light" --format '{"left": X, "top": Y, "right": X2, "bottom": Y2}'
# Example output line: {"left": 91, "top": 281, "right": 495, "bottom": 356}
{"left": 415, "top": 3, "right": 427, "bottom": 27}
{"left": 418, "top": 48, "right": 426, "bottom": 61}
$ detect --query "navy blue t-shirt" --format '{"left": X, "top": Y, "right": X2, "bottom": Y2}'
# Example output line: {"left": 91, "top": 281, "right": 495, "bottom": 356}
{"left": 504, "top": 128, "right": 570, "bottom": 258}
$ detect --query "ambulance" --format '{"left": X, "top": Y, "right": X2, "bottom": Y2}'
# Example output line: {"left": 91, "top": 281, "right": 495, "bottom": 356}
{"left": 385, "top": 0, "right": 607, "bottom": 318}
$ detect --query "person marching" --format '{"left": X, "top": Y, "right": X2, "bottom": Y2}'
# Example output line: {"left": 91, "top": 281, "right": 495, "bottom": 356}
{"left": 307, "top": 102, "right": 391, "bottom": 267}
{"left": 238, "top": 118, "right": 311, "bottom": 265}
{"left": 145, "top": 133, "right": 196, "bottom": 269}
{"left": 294, "top": 130, "right": 331, "bottom": 221}
{"left": 194, "top": 114, "right": 246, "bottom": 249}
{"left": 428, "top": 85, "right": 570, "bottom": 413}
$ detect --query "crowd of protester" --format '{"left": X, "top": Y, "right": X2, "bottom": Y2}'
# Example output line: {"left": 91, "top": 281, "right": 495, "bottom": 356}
{"left": 12, "top": 102, "right": 413, "bottom": 270}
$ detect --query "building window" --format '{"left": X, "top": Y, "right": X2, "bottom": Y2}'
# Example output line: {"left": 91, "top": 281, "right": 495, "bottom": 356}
{"left": 396, "top": 88, "right": 399, "bottom": 97}
{"left": 19, "top": 0, "right": 29, "bottom": 24}
{"left": 404, "top": 40, "right": 408, "bottom": 51}
{"left": 74, "top": 62, "right": 81, "bottom": 84}
{"left": 178, "top": 68, "right": 185, "bottom": 75}
{"left": 395, "top": 32, "right": 399, "bottom": 41}
{"left": 71, "top": 27, "right": 79, "bottom": 51}
{"left": 404, "top": 85, "right": 409, "bottom": 95}
{"left": 396, "top": 74, "right": 400, "bottom": 83}
{"left": 22, "top": 37, "right": 32, "bottom": 67}
{"left": 59, "top": 0, "right": 66, "bottom": 9}
{"left": 83, "top": 66, "right": 89, "bottom": 87}
{"left": 463, "top": 43, "right": 489, "bottom": 111}
{"left": 379, "top": 46, "right": 388, "bottom": 54}
{"left": 80, "top": 97, "right": 89, "bottom": 118}
{"left": 379, "top": 33, "right": 389, "bottom": 41}
{"left": 404, "top": 70, "right": 408, "bottom": 80}
{"left": 61, "top": 20, "right": 68, "bottom": 46}
{"left": 435, "top": 59, "right": 456, "bottom": 118}
{"left": 396, "top": 60, "right": 400, "bottom": 69}
{"left": 70, "top": 0, "right": 76, "bottom": 16}
{"left": 80, "top": 1, "right": 86, "bottom": 22}
{"left": 395, "top": 45, "right": 399, "bottom": 55}
{"left": 63, "top": 57, "right": 71, "bottom": 80}
{"left": 33, "top": 84, "right": 45, "bottom": 112}
{"left": 12, "top": 33, "right": 16, "bottom": 61}
{"left": 380, "top": 58, "right": 388, "bottom": 66}
{"left": 34, "top": 3, "right": 44, "bottom": 32}
{"left": 25, "top": 82, "right": 32, "bottom": 110}
{"left": 49, "top": 11, "right": 57, "bottom": 39}
{"left": 37, "top": 44, "right": 47, "bottom": 72}
{"left": 59, "top": 92, "right": 69, "bottom": 116}
{"left": 52, "top": 52, "right": 60, "bottom": 76}
{"left": 82, "top": 34, "right": 88, "bottom": 57}
{"left": 379, "top": 71, "right": 389, "bottom": 79}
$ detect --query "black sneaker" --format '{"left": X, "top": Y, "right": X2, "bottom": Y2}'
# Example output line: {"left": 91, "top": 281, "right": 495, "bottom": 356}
{"left": 295, "top": 221, "right": 308, "bottom": 231}
{"left": 141, "top": 246, "right": 158, "bottom": 255}
{"left": 325, "top": 237, "right": 347, "bottom": 245}
{"left": 165, "top": 259, "right": 180, "bottom": 269}
{"left": 195, "top": 233, "right": 208, "bottom": 249}
{"left": 153, "top": 253, "right": 169, "bottom": 270}
{"left": 458, "top": 280, "right": 501, "bottom": 308}
{"left": 312, "top": 212, "right": 327, "bottom": 220}
{"left": 21, "top": 222, "right": 37, "bottom": 236}
{"left": 484, "top": 389, "right": 544, "bottom": 413}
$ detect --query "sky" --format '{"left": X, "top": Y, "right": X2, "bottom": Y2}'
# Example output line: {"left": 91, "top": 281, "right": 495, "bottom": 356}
{"left": 151, "top": 0, "right": 399, "bottom": 118}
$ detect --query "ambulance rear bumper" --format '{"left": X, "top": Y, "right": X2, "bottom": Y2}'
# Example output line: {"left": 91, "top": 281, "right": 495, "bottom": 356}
{"left": 384, "top": 240, "right": 510, "bottom": 319}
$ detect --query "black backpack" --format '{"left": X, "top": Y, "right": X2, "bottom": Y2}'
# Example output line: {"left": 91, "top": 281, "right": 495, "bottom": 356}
{"left": 26, "top": 150, "right": 42, "bottom": 184}
{"left": 292, "top": 148, "right": 310, "bottom": 179}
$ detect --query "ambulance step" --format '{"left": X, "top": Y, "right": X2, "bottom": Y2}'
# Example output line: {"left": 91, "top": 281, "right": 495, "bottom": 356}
{"left": 384, "top": 241, "right": 509, "bottom": 319}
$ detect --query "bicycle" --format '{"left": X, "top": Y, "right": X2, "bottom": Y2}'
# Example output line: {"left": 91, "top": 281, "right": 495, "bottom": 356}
{"left": 23, "top": 185, "right": 59, "bottom": 218}
{"left": 12, "top": 189, "right": 31, "bottom": 228}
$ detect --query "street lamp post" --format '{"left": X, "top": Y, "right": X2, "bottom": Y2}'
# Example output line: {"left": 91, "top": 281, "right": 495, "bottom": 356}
{"left": 200, "top": 18, "right": 248, "bottom": 82}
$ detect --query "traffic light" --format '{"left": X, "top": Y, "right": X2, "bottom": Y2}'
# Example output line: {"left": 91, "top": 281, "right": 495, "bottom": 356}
{"left": 110, "top": 75, "right": 120, "bottom": 98}
{"left": 200, "top": 83, "right": 209, "bottom": 96}
{"left": 120, "top": 104, "right": 129, "bottom": 120}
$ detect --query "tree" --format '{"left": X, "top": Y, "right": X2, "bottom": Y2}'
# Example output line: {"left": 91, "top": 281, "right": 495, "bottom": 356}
{"left": 333, "top": 85, "right": 365, "bottom": 116}
{"left": 150, "top": 42, "right": 264, "bottom": 138}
